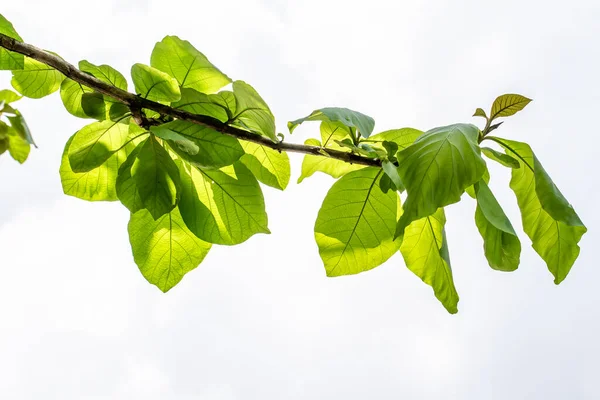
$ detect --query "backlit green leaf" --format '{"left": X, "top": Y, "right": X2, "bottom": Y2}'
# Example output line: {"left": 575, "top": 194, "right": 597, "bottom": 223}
{"left": 231, "top": 81, "right": 276, "bottom": 141}
{"left": 0, "top": 14, "right": 24, "bottom": 70}
{"left": 151, "top": 120, "right": 243, "bottom": 169}
{"left": 151, "top": 36, "right": 231, "bottom": 94}
{"left": 288, "top": 107, "right": 375, "bottom": 138}
{"left": 116, "top": 140, "right": 145, "bottom": 211}
{"left": 491, "top": 137, "right": 586, "bottom": 283}
{"left": 482, "top": 146, "right": 520, "bottom": 169}
{"left": 400, "top": 208, "right": 459, "bottom": 314}
{"left": 131, "top": 63, "right": 181, "bottom": 103}
{"left": 131, "top": 135, "right": 181, "bottom": 220}
{"left": 68, "top": 117, "right": 133, "bottom": 172}
{"left": 7, "top": 110, "right": 35, "bottom": 146}
{"left": 6, "top": 128, "right": 30, "bottom": 163}
{"left": 239, "top": 141, "right": 290, "bottom": 190}
{"left": 474, "top": 181, "right": 521, "bottom": 271}
{"left": 178, "top": 160, "right": 270, "bottom": 245}
{"left": 473, "top": 108, "right": 487, "bottom": 119}
{"left": 128, "top": 207, "right": 211, "bottom": 292}
{"left": 60, "top": 79, "right": 105, "bottom": 119}
{"left": 395, "top": 123, "right": 486, "bottom": 239}
{"left": 0, "top": 89, "right": 21, "bottom": 103}
{"left": 368, "top": 128, "right": 423, "bottom": 149}
{"left": 172, "top": 88, "right": 231, "bottom": 122}
{"left": 315, "top": 168, "right": 401, "bottom": 276}
{"left": 79, "top": 60, "right": 128, "bottom": 90}
{"left": 11, "top": 56, "right": 64, "bottom": 98}
{"left": 490, "top": 94, "right": 532, "bottom": 120}
{"left": 60, "top": 127, "right": 145, "bottom": 202}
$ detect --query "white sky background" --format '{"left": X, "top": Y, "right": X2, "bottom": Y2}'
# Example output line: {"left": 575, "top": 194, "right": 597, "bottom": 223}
{"left": 0, "top": 0, "right": 599, "bottom": 398}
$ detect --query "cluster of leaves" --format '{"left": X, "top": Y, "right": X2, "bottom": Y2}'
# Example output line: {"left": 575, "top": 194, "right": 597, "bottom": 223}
{"left": 0, "top": 13, "right": 587, "bottom": 313}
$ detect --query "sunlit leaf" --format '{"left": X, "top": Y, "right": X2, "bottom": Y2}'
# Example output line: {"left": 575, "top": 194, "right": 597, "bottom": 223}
{"left": 239, "top": 141, "right": 290, "bottom": 190}
{"left": 68, "top": 117, "right": 133, "bottom": 172}
{"left": 473, "top": 181, "right": 521, "bottom": 271}
{"left": 131, "top": 63, "right": 181, "bottom": 103}
{"left": 0, "top": 89, "right": 21, "bottom": 103}
{"left": 491, "top": 137, "right": 586, "bottom": 283}
{"left": 178, "top": 160, "right": 270, "bottom": 245}
{"left": 231, "top": 80, "right": 276, "bottom": 141}
{"left": 79, "top": 60, "right": 128, "bottom": 90}
{"left": 288, "top": 107, "right": 375, "bottom": 138}
{"left": 128, "top": 207, "right": 211, "bottom": 292}
{"left": 490, "top": 94, "right": 532, "bottom": 120}
{"left": 400, "top": 208, "right": 459, "bottom": 314}
{"left": 473, "top": 107, "right": 487, "bottom": 119}
{"left": 315, "top": 168, "right": 401, "bottom": 276}
{"left": 482, "top": 147, "right": 520, "bottom": 169}
{"left": 7, "top": 110, "right": 35, "bottom": 146}
{"left": 151, "top": 36, "right": 231, "bottom": 94}
{"left": 0, "top": 14, "right": 24, "bottom": 70}
{"left": 151, "top": 120, "right": 243, "bottom": 169}
{"left": 395, "top": 123, "right": 486, "bottom": 239}
{"left": 172, "top": 88, "right": 231, "bottom": 122}
{"left": 11, "top": 56, "right": 64, "bottom": 98}
{"left": 131, "top": 135, "right": 181, "bottom": 220}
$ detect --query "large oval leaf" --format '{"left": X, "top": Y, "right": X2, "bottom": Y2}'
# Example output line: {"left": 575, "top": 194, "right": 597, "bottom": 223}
{"left": 151, "top": 36, "right": 231, "bottom": 94}
{"left": 490, "top": 137, "right": 586, "bottom": 283}
{"left": 314, "top": 167, "right": 401, "bottom": 276}
{"left": 400, "top": 208, "right": 459, "bottom": 314}
{"left": 395, "top": 123, "right": 486, "bottom": 239}
{"left": 11, "top": 56, "right": 64, "bottom": 98}
{"left": 128, "top": 207, "right": 211, "bottom": 292}
{"left": 178, "top": 161, "right": 270, "bottom": 245}
{"left": 473, "top": 180, "right": 521, "bottom": 271}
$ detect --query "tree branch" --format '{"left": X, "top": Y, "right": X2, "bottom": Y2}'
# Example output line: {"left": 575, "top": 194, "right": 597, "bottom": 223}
{"left": 0, "top": 33, "right": 382, "bottom": 167}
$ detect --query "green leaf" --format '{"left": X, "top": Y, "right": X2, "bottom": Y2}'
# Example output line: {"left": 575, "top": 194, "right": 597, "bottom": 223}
{"left": 473, "top": 181, "right": 521, "bottom": 271}
{"left": 382, "top": 160, "right": 403, "bottom": 191}
{"left": 0, "top": 14, "right": 24, "bottom": 70}
{"left": 473, "top": 108, "right": 487, "bottom": 119}
{"left": 151, "top": 120, "right": 243, "bottom": 169}
{"left": 68, "top": 117, "right": 133, "bottom": 172}
{"left": 128, "top": 207, "right": 211, "bottom": 292}
{"left": 231, "top": 81, "right": 277, "bottom": 141}
{"left": 131, "top": 136, "right": 181, "bottom": 220}
{"left": 11, "top": 56, "right": 64, "bottom": 98}
{"left": 297, "top": 138, "right": 363, "bottom": 183}
{"left": 60, "top": 127, "right": 144, "bottom": 201}
{"left": 395, "top": 123, "right": 487, "bottom": 239}
{"left": 367, "top": 128, "right": 422, "bottom": 149}
{"left": 150, "top": 36, "right": 231, "bottom": 94}
{"left": 288, "top": 107, "right": 375, "bottom": 138}
{"left": 491, "top": 137, "right": 586, "bottom": 283}
{"left": 465, "top": 167, "right": 490, "bottom": 199}
{"left": 490, "top": 94, "right": 532, "bottom": 120}
{"left": 178, "top": 161, "right": 270, "bottom": 245}
{"left": 314, "top": 168, "right": 401, "bottom": 276}
{"left": 150, "top": 123, "right": 200, "bottom": 156}
{"left": 482, "top": 146, "right": 520, "bottom": 169}
{"left": 116, "top": 139, "right": 145, "bottom": 211}
{"left": 7, "top": 110, "right": 35, "bottom": 146}
{"left": 60, "top": 79, "right": 105, "bottom": 119}
{"left": 400, "top": 208, "right": 459, "bottom": 314}
{"left": 382, "top": 141, "right": 398, "bottom": 161}
{"left": 6, "top": 128, "right": 30, "bottom": 163}
{"left": 0, "top": 89, "right": 21, "bottom": 104}
{"left": 79, "top": 60, "right": 128, "bottom": 90}
{"left": 172, "top": 88, "right": 231, "bottom": 122}
{"left": 131, "top": 63, "right": 181, "bottom": 103}
{"left": 239, "top": 141, "right": 290, "bottom": 190}
{"left": 298, "top": 121, "right": 362, "bottom": 183}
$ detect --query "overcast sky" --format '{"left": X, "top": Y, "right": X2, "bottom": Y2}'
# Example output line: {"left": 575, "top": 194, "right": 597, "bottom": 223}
{"left": 1, "top": 0, "right": 599, "bottom": 399}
